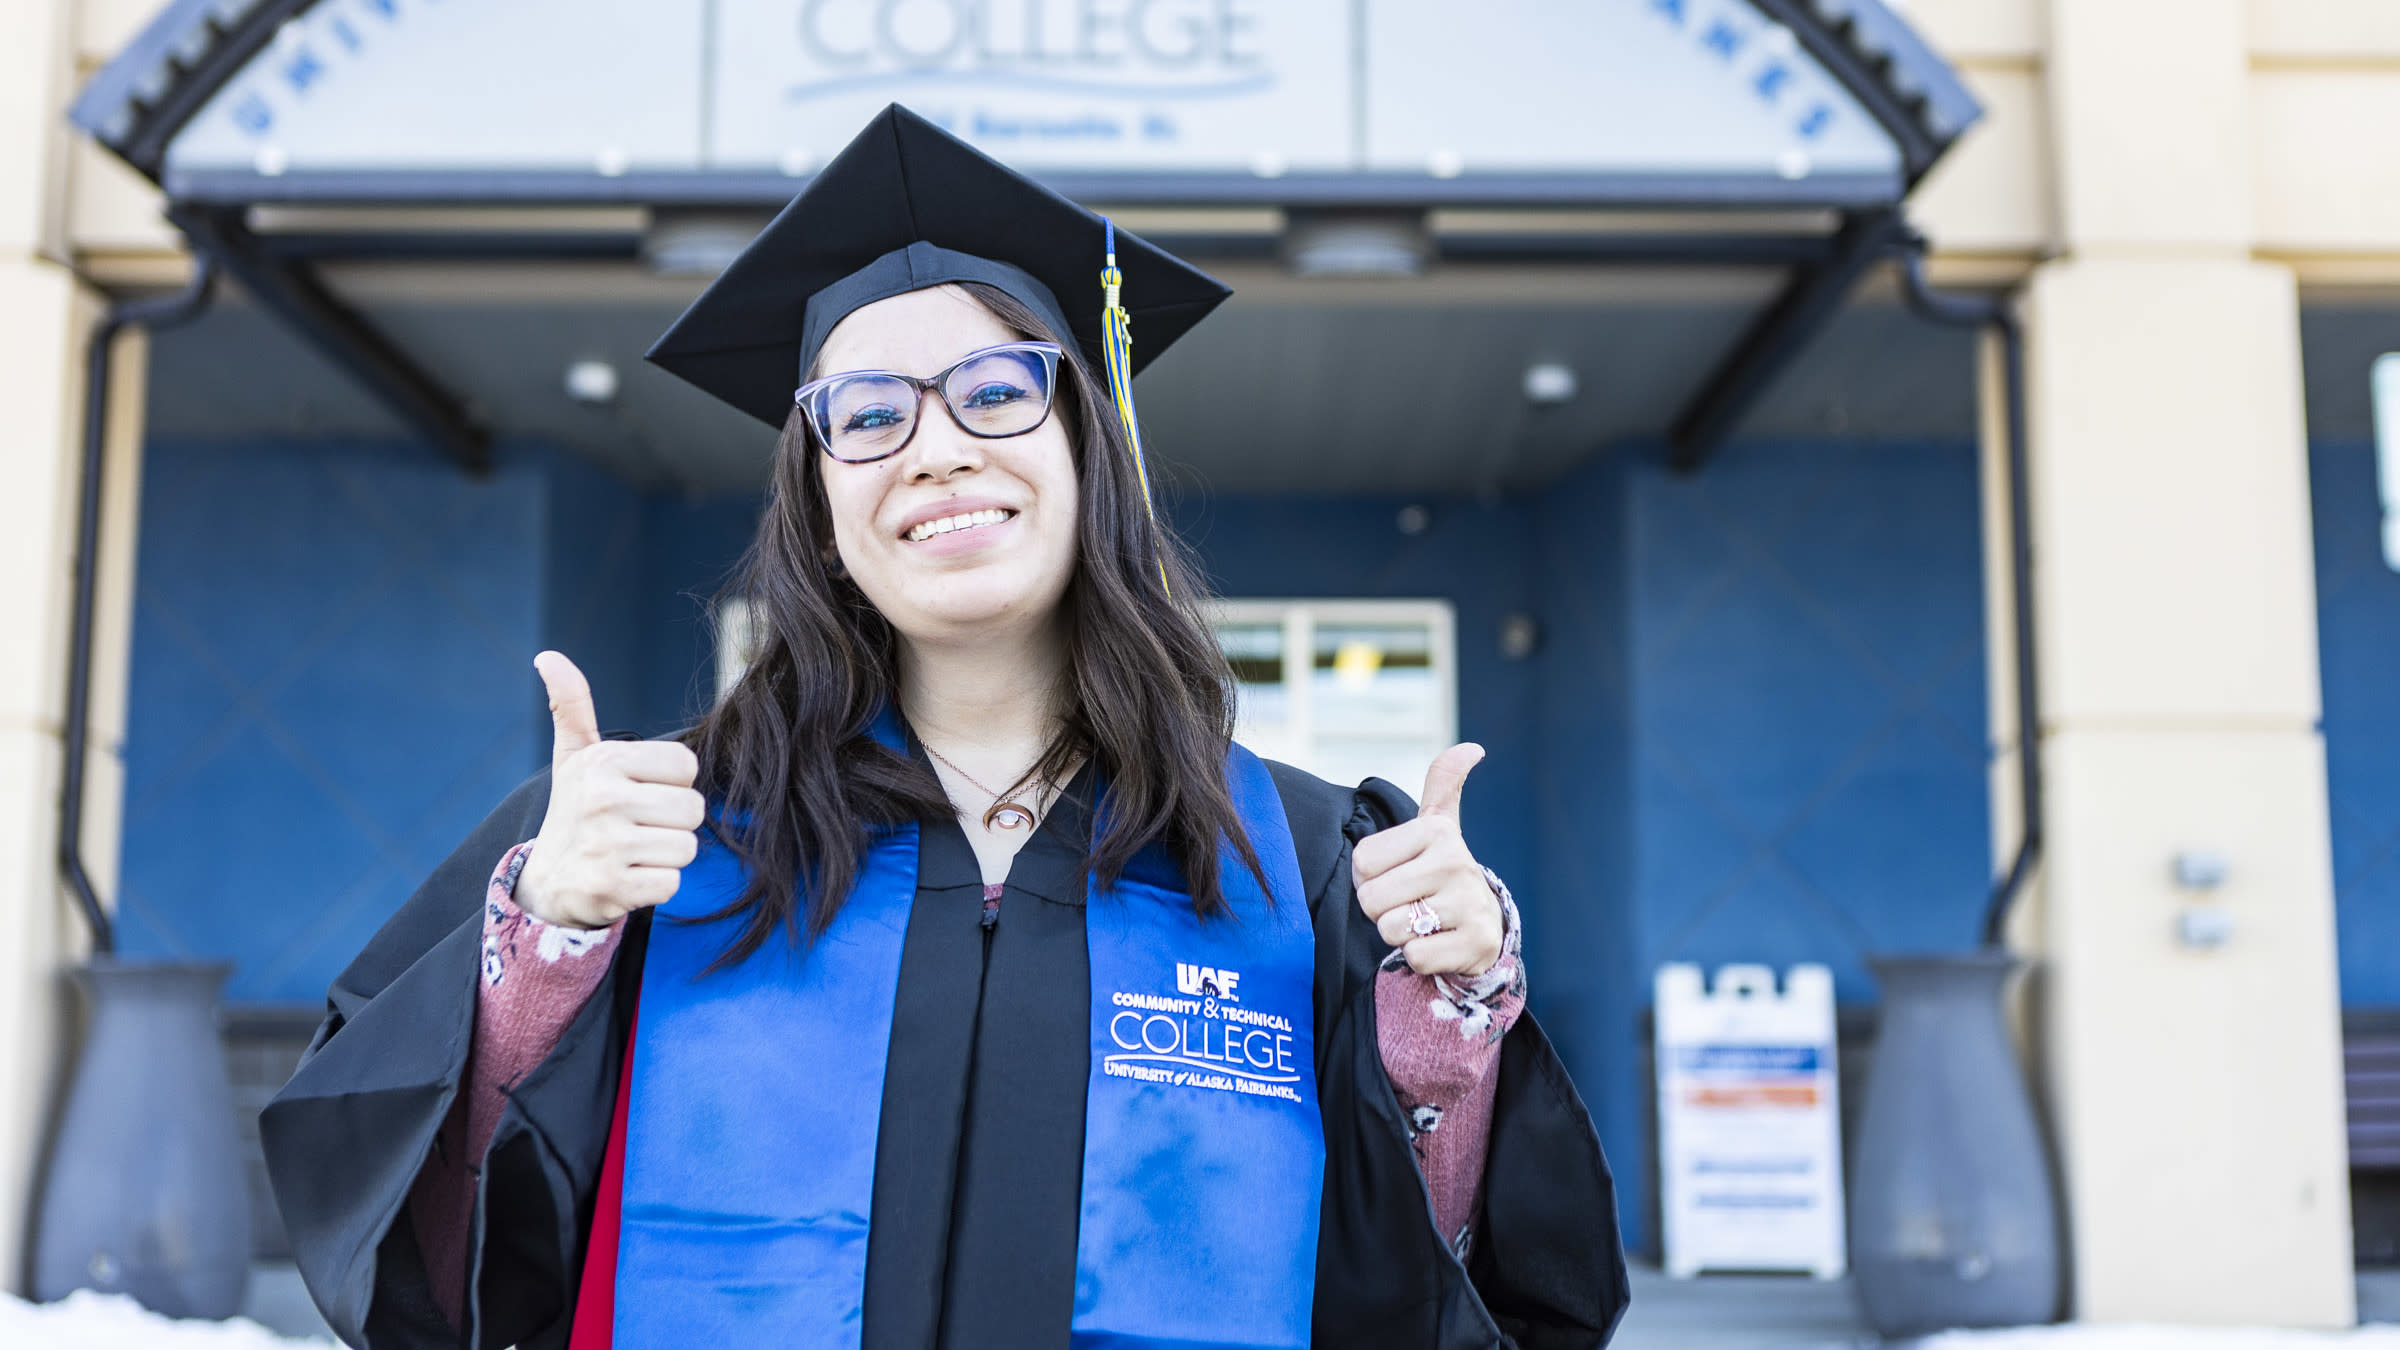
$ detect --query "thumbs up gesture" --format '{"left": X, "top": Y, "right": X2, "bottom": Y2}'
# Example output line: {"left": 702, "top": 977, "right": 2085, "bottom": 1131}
{"left": 1350, "top": 744, "right": 1505, "bottom": 977}
{"left": 512, "top": 651, "right": 706, "bottom": 930}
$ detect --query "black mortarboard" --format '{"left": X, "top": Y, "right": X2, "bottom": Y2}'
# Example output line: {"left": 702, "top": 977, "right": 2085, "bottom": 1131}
{"left": 645, "top": 103, "right": 1233, "bottom": 430}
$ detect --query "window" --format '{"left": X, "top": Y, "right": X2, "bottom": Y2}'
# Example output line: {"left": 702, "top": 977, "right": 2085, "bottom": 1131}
{"left": 1210, "top": 600, "right": 1458, "bottom": 793}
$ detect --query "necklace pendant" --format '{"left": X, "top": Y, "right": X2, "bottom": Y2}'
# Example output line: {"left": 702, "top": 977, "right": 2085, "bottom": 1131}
{"left": 983, "top": 800, "right": 1036, "bottom": 832}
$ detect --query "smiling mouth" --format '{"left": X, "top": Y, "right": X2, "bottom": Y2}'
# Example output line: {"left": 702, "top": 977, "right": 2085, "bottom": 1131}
{"left": 904, "top": 508, "right": 1016, "bottom": 543}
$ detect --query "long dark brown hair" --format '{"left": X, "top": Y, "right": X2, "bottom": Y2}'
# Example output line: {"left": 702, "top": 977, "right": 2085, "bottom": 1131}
{"left": 679, "top": 282, "right": 1263, "bottom": 969}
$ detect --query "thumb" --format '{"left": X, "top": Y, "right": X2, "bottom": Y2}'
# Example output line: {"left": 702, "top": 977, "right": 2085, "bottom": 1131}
{"left": 535, "top": 650, "right": 601, "bottom": 767}
{"left": 1419, "top": 743, "right": 1485, "bottom": 822}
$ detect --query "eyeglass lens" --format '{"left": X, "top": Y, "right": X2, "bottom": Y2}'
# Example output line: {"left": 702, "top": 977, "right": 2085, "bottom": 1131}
{"left": 809, "top": 346, "right": 1057, "bottom": 462}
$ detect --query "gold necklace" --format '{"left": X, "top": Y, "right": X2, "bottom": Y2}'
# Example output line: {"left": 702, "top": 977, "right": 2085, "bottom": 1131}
{"left": 921, "top": 741, "right": 1042, "bottom": 832}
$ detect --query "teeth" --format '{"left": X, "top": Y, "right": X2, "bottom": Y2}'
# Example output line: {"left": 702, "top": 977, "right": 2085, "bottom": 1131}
{"left": 906, "top": 508, "right": 1011, "bottom": 543}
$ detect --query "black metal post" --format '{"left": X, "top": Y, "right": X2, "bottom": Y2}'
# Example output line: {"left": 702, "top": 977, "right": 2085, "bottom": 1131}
{"left": 61, "top": 257, "right": 220, "bottom": 954}
{"left": 1891, "top": 239, "right": 2041, "bottom": 950}
{"left": 168, "top": 203, "right": 491, "bottom": 473}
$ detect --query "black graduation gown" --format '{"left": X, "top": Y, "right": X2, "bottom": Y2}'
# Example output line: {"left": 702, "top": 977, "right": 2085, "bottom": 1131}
{"left": 261, "top": 759, "right": 1628, "bottom": 1350}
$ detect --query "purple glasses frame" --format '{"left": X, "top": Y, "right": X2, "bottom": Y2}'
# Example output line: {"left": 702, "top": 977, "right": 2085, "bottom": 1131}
{"left": 792, "top": 340, "right": 1066, "bottom": 463}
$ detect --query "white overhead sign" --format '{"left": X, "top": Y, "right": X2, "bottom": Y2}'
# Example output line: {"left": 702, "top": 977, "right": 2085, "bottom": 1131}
{"left": 711, "top": 0, "right": 1352, "bottom": 171}
{"left": 168, "top": 0, "right": 1900, "bottom": 183}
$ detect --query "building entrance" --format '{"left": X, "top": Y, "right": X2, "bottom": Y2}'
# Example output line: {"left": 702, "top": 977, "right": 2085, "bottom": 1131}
{"left": 75, "top": 0, "right": 2007, "bottom": 1280}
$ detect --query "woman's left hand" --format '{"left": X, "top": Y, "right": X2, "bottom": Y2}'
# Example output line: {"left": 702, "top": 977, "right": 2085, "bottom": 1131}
{"left": 1352, "top": 744, "right": 1505, "bottom": 977}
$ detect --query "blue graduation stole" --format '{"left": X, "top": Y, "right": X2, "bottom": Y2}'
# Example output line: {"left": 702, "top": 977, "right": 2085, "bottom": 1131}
{"left": 614, "top": 726, "right": 1324, "bottom": 1350}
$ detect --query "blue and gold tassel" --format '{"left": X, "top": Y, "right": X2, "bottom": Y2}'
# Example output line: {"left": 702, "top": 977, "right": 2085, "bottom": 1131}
{"left": 1100, "top": 218, "right": 1169, "bottom": 593}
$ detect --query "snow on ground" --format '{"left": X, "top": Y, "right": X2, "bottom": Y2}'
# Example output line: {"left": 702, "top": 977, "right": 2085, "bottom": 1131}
{"left": 0, "top": 1289, "right": 337, "bottom": 1348}
{"left": 4, "top": 1289, "right": 2397, "bottom": 1350}
{"left": 1920, "top": 1330, "right": 2400, "bottom": 1349}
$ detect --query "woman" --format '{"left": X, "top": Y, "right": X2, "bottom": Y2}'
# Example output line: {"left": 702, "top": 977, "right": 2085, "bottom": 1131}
{"left": 261, "top": 106, "right": 1626, "bottom": 1350}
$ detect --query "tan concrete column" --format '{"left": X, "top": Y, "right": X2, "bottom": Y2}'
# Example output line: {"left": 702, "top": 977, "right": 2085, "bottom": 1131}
{"left": 0, "top": 0, "right": 149, "bottom": 1296}
{"left": 2016, "top": 0, "right": 2355, "bottom": 1326}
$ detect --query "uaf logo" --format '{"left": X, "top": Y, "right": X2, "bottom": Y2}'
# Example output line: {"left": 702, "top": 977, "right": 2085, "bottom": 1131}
{"left": 1176, "top": 963, "right": 1240, "bottom": 1001}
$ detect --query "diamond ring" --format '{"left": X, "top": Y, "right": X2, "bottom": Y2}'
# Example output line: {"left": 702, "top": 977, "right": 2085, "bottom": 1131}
{"left": 1407, "top": 898, "right": 1443, "bottom": 937}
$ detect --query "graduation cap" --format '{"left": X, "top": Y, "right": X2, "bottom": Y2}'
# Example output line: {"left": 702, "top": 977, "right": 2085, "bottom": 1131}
{"left": 646, "top": 104, "right": 1231, "bottom": 543}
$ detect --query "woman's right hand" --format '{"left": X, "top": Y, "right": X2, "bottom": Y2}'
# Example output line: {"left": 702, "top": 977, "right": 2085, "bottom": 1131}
{"left": 512, "top": 651, "right": 707, "bottom": 930}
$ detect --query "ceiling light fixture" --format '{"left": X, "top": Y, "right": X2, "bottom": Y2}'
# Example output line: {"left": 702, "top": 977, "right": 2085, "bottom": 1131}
{"left": 1281, "top": 210, "right": 1433, "bottom": 279}
{"left": 1523, "top": 362, "right": 1578, "bottom": 405}
{"left": 642, "top": 212, "right": 770, "bottom": 278}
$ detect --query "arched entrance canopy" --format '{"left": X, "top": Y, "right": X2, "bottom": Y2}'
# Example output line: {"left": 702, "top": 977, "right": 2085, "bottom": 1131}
{"left": 70, "top": 0, "right": 1981, "bottom": 472}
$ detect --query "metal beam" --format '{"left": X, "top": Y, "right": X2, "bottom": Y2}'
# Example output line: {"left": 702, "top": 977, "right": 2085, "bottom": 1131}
{"left": 170, "top": 204, "right": 491, "bottom": 473}
{"left": 244, "top": 227, "right": 1841, "bottom": 269}
{"left": 162, "top": 166, "right": 1908, "bottom": 213}
{"left": 251, "top": 230, "right": 646, "bottom": 264}
{"left": 1665, "top": 209, "right": 1906, "bottom": 474}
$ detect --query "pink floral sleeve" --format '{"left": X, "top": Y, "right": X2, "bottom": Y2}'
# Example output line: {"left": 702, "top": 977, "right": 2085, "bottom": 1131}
{"left": 408, "top": 840, "right": 623, "bottom": 1329}
{"left": 1372, "top": 865, "right": 1527, "bottom": 1262}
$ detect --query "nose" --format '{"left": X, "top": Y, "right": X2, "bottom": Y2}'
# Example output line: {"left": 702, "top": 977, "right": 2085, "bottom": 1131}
{"left": 898, "top": 385, "right": 986, "bottom": 484}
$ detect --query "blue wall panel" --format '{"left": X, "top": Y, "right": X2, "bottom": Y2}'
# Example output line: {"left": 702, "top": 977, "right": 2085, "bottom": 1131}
{"left": 1626, "top": 440, "right": 1989, "bottom": 1004}
{"left": 1613, "top": 438, "right": 1989, "bottom": 1252}
{"left": 1189, "top": 440, "right": 1989, "bottom": 1255}
{"left": 122, "top": 440, "right": 549, "bottom": 1003}
{"left": 638, "top": 494, "right": 763, "bottom": 734}
{"left": 1528, "top": 457, "right": 1643, "bottom": 1254}
{"left": 122, "top": 440, "right": 762, "bottom": 1005}
{"left": 541, "top": 447, "right": 649, "bottom": 743}
{"left": 2310, "top": 439, "right": 2400, "bottom": 1006}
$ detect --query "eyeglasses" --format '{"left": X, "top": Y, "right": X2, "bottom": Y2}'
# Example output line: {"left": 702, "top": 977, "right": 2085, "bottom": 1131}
{"left": 793, "top": 341, "right": 1065, "bottom": 464}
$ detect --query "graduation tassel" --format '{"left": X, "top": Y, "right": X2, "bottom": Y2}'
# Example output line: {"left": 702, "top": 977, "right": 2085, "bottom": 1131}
{"left": 1100, "top": 218, "right": 1171, "bottom": 594}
